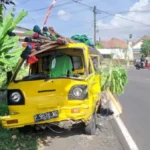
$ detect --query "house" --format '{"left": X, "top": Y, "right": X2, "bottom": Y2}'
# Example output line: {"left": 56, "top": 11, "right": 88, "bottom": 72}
{"left": 97, "top": 38, "right": 127, "bottom": 59}
{"left": 14, "top": 26, "right": 31, "bottom": 40}
{"left": 132, "top": 35, "right": 150, "bottom": 59}
{"left": 14, "top": 26, "right": 30, "bottom": 34}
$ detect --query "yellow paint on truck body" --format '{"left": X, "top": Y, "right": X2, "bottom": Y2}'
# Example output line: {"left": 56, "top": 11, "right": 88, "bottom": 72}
{"left": 1, "top": 43, "right": 101, "bottom": 128}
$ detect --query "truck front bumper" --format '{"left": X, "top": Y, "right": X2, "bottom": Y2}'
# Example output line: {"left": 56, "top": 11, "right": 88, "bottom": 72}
{"left": 0, "top": 106, "right": 92, "bottom": 129}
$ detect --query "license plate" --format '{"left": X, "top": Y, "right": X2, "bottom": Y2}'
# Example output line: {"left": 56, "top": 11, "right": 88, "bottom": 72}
{"left": 34, "top": 110, "right": 58, "bottom": 123}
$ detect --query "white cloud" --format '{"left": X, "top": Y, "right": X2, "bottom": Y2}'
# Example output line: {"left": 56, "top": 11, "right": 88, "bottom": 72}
{"left": 97, "top": 0, "right": 150, "bottom": 40}
{"left": 57, "top": 10, "right": 71, "bottom": 21}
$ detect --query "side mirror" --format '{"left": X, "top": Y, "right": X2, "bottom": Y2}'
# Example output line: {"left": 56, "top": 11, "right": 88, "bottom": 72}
{"left": 7, "top": 71, "right": 12, "bottom": 83}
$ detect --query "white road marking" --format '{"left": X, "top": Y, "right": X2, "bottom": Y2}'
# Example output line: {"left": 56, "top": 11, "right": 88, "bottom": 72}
{"left": 110, "top": 101, "right": 139, "bottom": 150}
{"left": 115, "top": 117, "right": 139, "bottom": 150}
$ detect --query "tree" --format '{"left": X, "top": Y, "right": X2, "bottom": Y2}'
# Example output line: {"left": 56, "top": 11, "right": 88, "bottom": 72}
{"left": 0, "top": 9, "right": 28, "bottom": 88}
{"left": 96, "top": 43, "right": 103, "bottom": 49}
{"left": 141, "top": 39, "right": 150, "bottom": 56}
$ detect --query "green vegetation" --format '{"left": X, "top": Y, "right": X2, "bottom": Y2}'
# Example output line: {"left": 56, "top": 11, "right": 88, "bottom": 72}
{"left": 0, "top": 5, "right": 41, "bottom": 150}
{"left": 100, "top": 60, "right": 128, "bottom": 95}
{"left": 96, "top": 43, "right": 103, "bottom": 49}
{"left": 0, "top": 101, "right": 39, "bottom": 150}
{"left": 141, "top": 39, "right": 150, "bottom": 56}
{"left": 0, "top": 9, "right": 27, "bottom": 88}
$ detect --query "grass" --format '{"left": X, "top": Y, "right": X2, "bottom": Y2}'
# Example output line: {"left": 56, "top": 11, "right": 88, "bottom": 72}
{"left": 0, "top": 101, "right": 38, "bottom": 150}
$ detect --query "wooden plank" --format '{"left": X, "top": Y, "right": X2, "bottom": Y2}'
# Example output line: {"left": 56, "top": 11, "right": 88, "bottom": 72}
{"left": 106, "top": 89, "right": 123, "bottom": 115}
{"left": 30, "top": 44, "right": 58, "bottom": 56}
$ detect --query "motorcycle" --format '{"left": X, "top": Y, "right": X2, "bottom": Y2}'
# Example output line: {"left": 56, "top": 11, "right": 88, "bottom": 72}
{"left": 135, "top": 61, "right": 150, "bottom": 70}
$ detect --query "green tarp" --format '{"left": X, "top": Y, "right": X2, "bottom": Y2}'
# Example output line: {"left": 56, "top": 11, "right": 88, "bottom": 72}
{"left": 71, "top": 34, "right": 94, "bottom": 47}
{"left": 49, "top": 54, "right": 73, "bottom": 78}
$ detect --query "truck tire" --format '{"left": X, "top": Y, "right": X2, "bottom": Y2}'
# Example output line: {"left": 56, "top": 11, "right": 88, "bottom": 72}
{"left": 18, "top": 126, "right": 34, "bottom": 134}
{"left": 136, "top": 66, "right": 140, "bottom": 70}
{"left": 85, "top": 112, "right": 97, "bottom": 135}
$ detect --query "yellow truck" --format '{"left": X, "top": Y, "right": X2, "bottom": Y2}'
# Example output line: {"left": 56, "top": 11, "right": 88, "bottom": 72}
{"left": 0, "top": 43, "right": 102, "bottom": 135}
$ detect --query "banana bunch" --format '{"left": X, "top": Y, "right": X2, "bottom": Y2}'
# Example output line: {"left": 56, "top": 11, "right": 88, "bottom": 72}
{"left": 101, "top": 63, "right": 128, "bottom": 95}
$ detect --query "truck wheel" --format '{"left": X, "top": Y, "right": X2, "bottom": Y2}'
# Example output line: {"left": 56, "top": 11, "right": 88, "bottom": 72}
{"left": 85, "top": 112, "right": 97, "bottom": 135}
{"left": 18, "top": 126, "right": 34, "bottom": 134}
{"left": 136, "top": 66, "right": 140, "bottom": 70}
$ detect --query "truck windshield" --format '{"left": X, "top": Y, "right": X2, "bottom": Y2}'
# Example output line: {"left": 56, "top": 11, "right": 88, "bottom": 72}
{"left": 14, "top": 50, "right": 85, "bottom": 81}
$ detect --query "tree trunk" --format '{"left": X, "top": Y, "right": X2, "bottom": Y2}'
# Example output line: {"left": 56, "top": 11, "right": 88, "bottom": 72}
{"left": 0, "top": 4, "right": 4, "bottom": 26}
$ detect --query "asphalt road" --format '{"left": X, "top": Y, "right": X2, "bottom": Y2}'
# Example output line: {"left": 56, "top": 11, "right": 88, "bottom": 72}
{"left": 119, "top": 67, "right": 150, "bottom": 150}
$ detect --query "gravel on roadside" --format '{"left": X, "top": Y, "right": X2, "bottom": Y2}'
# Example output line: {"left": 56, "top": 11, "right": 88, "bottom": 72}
{"left": 40, "top": 117, "right": 123, "bottom": 150}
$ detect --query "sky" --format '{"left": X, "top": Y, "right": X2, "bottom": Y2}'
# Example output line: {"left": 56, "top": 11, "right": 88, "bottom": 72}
{"left": 6, "top": 0, "right": 150, "bottom": 42}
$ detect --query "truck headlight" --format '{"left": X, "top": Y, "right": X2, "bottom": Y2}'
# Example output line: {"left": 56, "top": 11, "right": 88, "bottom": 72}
{"left": 7, "top": 90, "right": 25, "bottom": 105}
{"left": 69, "top": 85, "right": 88, "bottom": 100}
{"left": 73, "top": 87, "right": 83, "bottom": 97}
{"left": 10, "top": 92, "right": 21, "bottom": 103}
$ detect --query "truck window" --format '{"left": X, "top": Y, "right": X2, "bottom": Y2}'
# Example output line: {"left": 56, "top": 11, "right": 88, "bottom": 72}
{"left": 72, "top": 56, "right": 83, "bottom": 70}
{"left": 15, "top": 61, "right": 30, "bottom": 81}
{"left": 91, "top": 56, "right": 99, "bottom": 72}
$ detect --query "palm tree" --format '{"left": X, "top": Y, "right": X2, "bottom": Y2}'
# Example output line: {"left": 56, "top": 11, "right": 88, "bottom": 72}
{"left": 0, "top": 0, "right": 15, "bottom": 7}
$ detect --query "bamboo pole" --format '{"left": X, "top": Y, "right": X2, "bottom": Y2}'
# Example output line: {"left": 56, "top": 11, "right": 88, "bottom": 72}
{"left": 32, "top": 39, "right": 57, "bottom": 44}
{"left": 17, "top": 33, "right": 51, "bottom": 40}
{"left": 49, "top": 27, "right": 75, "bottom": 44}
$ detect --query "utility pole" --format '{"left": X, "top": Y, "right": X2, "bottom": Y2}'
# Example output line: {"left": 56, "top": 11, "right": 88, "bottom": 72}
{"left": 72, "top": 1, "right": 98, "bottom": 45}
{"left": 127, "top": 34, "right": 133, "bottom": 67}
{"left": 93, "top": 6, "right": 96, "bottom": 45}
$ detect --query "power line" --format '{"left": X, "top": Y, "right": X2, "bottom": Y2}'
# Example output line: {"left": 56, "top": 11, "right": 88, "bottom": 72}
{"left": 21, "top": 7, "right": 90, "bottom": 28}
{"left": 71, "top": 0, "right": 150, "bottom": 26}
{"left": 72, "top": 1, "right": 98, "bottom": 44}
{"left": 17, "top": 0, "right": 32, "bottom": 6}
{"left": 96, "top": 25, "right": 149, "bottom": 30}
{"left": 99, "top": 10, "right": 150, "bottom": 13}
{"left": 95, "top": 8, "right": 150, "bottom": 20}
{"left": 72, "top": 0, "right": 93, "bottom": 9}
{"left": 27, "top": 1, "right": 72, "bottom": 12}
{"left": 74, "top": 0, "right": 150, "bottom": 13}
{"left": 99, "top": 9, "right": 150, "bottom": 27}
{"left": 97, "top": 10, "right": 150, "bottom": 20}
{"left": 30, "top": 7, "right": 89, "bottom": 17}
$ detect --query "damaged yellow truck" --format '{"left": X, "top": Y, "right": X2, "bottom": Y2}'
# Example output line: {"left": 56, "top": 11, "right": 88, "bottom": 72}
{"left": 0, "top": 43, "right": 102, "bottom": 135}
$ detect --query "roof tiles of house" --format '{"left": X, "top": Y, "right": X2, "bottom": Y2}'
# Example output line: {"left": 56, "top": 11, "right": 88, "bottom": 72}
{"left": 99, "top": 38, "right": 127, "bottom": 49}
{"left": 133, "top": 35, "right": 150, "bottom": 46}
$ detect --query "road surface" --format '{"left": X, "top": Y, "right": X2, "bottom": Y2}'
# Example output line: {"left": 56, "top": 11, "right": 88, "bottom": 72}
{"left": 119, "top": 67, "right": 150, "bottom": 150}
{"left": 40, "top": 117, "right": 123, "bottom": 150}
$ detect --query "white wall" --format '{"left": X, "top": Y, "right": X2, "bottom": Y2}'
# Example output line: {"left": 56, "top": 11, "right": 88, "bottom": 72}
{"left": 133, "top": 41, "right": 143, "bottom": 49}
{"left": 14, "top": 26, "right": 30, "bottom": 34}
{"left": 97, "top": 48, "right": 125, "bottom": 59}
{"left": 13, "top": 29, "right": 25, "bottom": 34}
{"left": 97, "top": 49, "right": 111, "bottom": 55}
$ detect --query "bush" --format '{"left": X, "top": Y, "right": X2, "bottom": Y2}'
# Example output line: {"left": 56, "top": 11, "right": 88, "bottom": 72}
{"left": 0, "top": 72, "right": 6, "bottom": 88}
{"left": 0, "top": 100, "right": 8, "bottom": 116}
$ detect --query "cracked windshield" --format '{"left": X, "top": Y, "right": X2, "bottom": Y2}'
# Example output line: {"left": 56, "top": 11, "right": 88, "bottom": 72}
{"left": 0, "top": 0, "right": 149, "bottom": 150}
